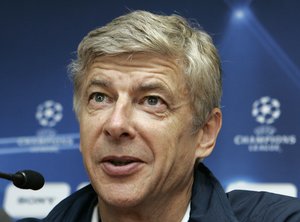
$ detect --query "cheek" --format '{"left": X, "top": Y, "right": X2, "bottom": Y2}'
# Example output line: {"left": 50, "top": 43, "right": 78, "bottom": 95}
{"left": 79, "top": 116, "right": 100, "bottom": 159}
{"left": 80, "top": 111, "right": 104, "bottom": 141}
{"left": 167, "top": 116, "right": 198, "bottom": 160}
{"left": 146, "top": 119, "right": 189, "bottom": 164}
{"left": 79, "top": 121, "right": 101, "bottom": 182}
{"left": 145, "top": 121, "right": 197, "bottom": 190}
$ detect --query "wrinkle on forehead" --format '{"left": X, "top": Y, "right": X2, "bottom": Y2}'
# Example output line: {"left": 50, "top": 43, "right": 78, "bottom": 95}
{"left": 83, "top": 53, "right": 190, "bottom": 101}
{"left": 90, "top": 53, "right": 182, "bottom": 76}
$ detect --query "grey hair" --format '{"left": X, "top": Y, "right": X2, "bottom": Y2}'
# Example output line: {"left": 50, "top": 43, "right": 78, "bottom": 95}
{"left": 69, "top": 10, "right": 222, "bottom": 130}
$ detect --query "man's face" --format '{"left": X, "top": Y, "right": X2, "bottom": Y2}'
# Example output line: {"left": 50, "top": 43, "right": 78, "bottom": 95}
{"left": 79, "top": 53, "right": 206, "bottom": 208}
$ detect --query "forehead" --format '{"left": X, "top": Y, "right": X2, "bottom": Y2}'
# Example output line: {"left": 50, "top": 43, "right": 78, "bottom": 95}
{"left": 83, "top": 53, "right": 187, "bottom": 90}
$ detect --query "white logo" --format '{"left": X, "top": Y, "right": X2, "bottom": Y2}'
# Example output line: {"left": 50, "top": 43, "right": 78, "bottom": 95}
{"left": 252, "top": 96, "right": 281, "bottom": 125}
{"left": 233, "top": 96, "right": 297, "bottom": 152}
{"left": 35, "top": 100, "right": 63, "bottom": 127}
{"left": 4, "top": 183, "right": 70, "bottom": 218}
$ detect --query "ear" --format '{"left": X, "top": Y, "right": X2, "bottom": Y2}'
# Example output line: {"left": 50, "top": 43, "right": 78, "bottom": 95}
{"left": 195, "top": 108, "right": 222, "bottom": 159}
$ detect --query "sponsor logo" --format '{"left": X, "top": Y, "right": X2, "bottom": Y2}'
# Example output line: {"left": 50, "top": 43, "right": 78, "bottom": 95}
{"left": 0, "top": 100, "right": 79, "bottom": 155}
{"left": 3, "top": 183, "right": 71, "bottom": 218}
{"left": 233, "top": 96, "right": 297, "bottom": 152}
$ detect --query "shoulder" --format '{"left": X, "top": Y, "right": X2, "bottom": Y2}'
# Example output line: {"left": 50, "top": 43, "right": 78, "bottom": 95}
{"left": 17, "top": 184, "right": 97, "bottom": 222}
{"left": 227, "top": 190, "right": 300, "bottom": 221}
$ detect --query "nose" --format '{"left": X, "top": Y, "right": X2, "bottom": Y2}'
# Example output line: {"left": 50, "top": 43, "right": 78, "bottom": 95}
{"left": 103, "top": 99, "right": 136, "bottom": 141}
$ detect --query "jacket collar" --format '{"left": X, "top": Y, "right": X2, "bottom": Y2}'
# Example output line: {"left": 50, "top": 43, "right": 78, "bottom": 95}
{"left": 189, "top": 163, "right": 238, "bottom": 222}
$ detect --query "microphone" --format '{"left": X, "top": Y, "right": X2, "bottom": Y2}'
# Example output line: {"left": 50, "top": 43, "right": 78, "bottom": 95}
{"left": 0, "top": 170, "right": 45, "bottom": 190}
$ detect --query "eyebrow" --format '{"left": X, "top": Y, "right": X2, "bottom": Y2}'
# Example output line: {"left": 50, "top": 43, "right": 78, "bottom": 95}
{"left": 85, "top": 78, "right": 173, "bottom": 99}
{"left": 135, "top": 81, "right": 168, "bottom": 92}
{"left": 86, "top": 79, "right": 112, "bottom": 89}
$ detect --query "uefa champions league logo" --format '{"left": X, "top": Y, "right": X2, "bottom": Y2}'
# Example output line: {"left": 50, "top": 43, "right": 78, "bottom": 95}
{"left": 0, "top": 99, "right": 79, "bottom": 155}
{"left": 35, "top": 100, "right": 63, "bottom": 127}
{"left": 252, "top": 96, "right": 281, "bottom": 125}
{"left": 233, "top": 96, "right": 296, "bottom": 152}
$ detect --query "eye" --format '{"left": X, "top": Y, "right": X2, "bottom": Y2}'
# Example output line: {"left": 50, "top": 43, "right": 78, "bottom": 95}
{"left": 141, "top": 96, "right": 168, "bottom": 113}
{"left": 146, "top": 96, "right": 160, "bottom": 106}
{"left": 89, "top": 92, "right": 109, "bottom": 103}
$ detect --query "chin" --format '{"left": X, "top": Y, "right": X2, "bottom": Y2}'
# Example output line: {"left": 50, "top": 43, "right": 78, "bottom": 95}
{"left": 100, "top": 193, "right": 144, "bottom": 209}
{"left": 97, "top": 184, "right": 145, "bottom": 208}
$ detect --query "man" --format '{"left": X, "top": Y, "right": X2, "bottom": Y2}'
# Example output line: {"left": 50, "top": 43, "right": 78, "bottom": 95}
{"left": 19, "top": 10, "right": 300, "bottom": 221}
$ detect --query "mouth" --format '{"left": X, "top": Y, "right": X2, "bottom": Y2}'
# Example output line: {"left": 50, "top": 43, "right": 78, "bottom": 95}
{"left": 100, "top": 156, "right": 144, "bottom": 176}
{"left": 108, "top": 159, "right": 136, "bottom": 166}
{"left": 102, "top": 156, "right": 142, "bottom": 165}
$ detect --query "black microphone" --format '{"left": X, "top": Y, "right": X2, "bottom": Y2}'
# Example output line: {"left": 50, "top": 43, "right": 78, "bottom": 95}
{"left": 0, "top": 170, "right": 45, "bottom": 190}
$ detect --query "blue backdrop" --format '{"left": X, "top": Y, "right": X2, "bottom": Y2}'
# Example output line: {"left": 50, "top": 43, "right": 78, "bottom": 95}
{"left": 0, "top": 0, "right": 299, "bottom": 220}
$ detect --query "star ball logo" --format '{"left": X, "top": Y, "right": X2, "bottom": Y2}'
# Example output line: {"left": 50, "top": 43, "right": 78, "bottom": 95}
{"left": 252, "top": 96, "right": 280, "bottom": 125}
{"left": 36, "top": 100, "right": 63, "bottom": 128}
{"left": 234, "top": 96, "right": 297, "bottom": 152}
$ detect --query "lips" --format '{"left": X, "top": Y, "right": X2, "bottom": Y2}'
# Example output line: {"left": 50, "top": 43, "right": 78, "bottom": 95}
{"left": 101, "top": 156, "right": 144, "bottom": 176}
